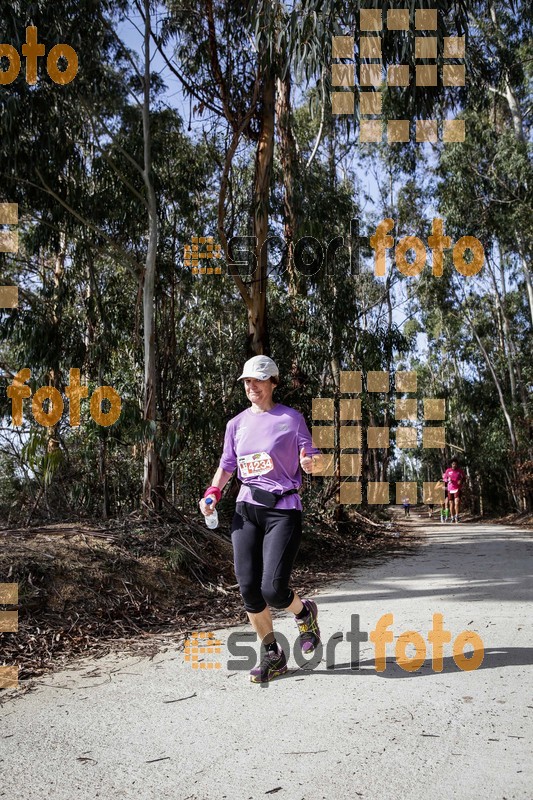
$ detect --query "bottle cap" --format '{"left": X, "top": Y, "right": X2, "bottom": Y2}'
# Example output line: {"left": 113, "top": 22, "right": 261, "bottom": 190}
{"left": 205, "top": 498, "right": 213, "bottom": 505}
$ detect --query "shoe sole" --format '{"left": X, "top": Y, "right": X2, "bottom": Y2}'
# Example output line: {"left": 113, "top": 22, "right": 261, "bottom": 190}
{"left": 250, "top": 664, "right": 288, "bottom": 683}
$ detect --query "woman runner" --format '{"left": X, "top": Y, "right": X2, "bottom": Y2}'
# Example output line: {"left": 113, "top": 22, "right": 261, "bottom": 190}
{"left": 199, "top": 356, "right": 323, "bottom": 683}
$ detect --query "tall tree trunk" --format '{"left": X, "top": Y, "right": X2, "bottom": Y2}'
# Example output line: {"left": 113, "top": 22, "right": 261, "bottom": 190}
{"left": 486, "top": 250, "right": 516, "bottom": 401}
{"left": 330, "top": 355, "right": 342, "bottom": 520}
{"left": 487, "top": 0, "right": 525, "bottom": 142}
{"left": 382, "top": 273, "right": 393, "bottom": 483}
{"left": 487, "top": 248, "right": 532, "bottom": 459}
{"left": 98, "top": 365, "right": 110, "bottom": 518}
{"left": 516, "top": 238, "right": 533, "bottom": 330}
{"left": 276, "top": 73, "right": 301, "bottom": 297}
{"left": 141, "top": 0, "right": 162, "bottom": 506}
{"left": 485, "top": 0, "right": 533, "bottom": 332}
{"left": 464, "top": 313, "right": 518, "bottom": 452}
{"left": 86, "top": 248, "right": 112, "bottom": 517}
{"left": 249, "top": 71, "right": 275, "bottom": 355}
{"left": 276, "top": 71, "right": 307, "bottom": 391}
{"left": 48, "top": 235, "right": 67, "bottom": 455}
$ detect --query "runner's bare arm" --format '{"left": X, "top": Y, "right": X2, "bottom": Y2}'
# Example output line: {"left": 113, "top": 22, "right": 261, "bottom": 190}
{"left": 209, "top": 466, "right": 233, "bottom": 491}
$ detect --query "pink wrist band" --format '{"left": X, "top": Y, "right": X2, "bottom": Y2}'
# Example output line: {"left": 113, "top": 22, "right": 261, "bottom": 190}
{"left": 204, "top": 486, "right": 222, "bottom": 503}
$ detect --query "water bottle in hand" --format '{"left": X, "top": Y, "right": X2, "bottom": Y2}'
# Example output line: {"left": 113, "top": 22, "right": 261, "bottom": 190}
{"left": 204, "top": 497, "right": 219, "bottom": 529}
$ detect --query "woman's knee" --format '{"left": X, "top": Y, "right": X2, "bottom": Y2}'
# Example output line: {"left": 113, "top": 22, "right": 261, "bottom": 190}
{"left": 261, "top": 578, "right": 294, "bottom": 610}
{"left": 238, "top": 582, "right": 266, "bottom": 613}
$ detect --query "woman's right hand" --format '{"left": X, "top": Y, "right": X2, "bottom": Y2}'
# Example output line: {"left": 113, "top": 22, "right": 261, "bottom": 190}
{"left": 199, "top": 495, "right": 217, "bottom": 516}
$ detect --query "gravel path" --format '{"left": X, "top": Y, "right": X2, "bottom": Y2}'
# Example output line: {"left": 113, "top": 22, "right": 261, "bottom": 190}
{"left": 1, "top": 518, "right": 531, "bottom": 800}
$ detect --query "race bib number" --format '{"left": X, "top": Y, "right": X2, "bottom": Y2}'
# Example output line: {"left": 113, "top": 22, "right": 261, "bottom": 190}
{"left": 238, "top": 451, "right": 273, "bottom": 478}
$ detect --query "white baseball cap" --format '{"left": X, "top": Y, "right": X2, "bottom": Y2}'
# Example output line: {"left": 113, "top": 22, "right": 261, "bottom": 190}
{"left": 238, "top": 355, "right": 279, "bottom": 381}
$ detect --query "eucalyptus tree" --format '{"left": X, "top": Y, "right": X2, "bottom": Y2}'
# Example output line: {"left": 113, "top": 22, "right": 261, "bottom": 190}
{"left": 0, "top": 1, "right": 214, "bottom": 509}
{"left": 466, "top": 0, "right": 533, "bottom": 322}
{"left": 0, "top": 0, "right": 131, "bottom": 513}
{"left": 153, "top": 0, "right": 472, "bottom": 361}
{"left": 434, "top": 0, "right": 532, "bottom": 484}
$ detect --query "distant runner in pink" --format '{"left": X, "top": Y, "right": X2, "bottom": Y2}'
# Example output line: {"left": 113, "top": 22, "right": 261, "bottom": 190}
{"left": 442, "top": 459, "right": 465, "bottom": 523}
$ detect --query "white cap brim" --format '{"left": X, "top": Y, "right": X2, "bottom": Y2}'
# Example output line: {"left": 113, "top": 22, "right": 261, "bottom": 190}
{"left": 238, "top": 371, "right": 270, "bottom": 381}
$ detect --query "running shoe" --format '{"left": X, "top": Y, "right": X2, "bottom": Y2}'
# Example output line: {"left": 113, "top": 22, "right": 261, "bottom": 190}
{"left": 250, "top": 645, "right": 288, "bottom": 683}
{"left": 295, "top": 599, "right": 321, "bottom": 654}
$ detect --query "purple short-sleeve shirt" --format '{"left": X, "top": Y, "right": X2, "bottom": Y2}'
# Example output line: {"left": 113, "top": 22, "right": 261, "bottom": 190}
{"left": 219, "top": 403, "right": 321, "bottom": 511}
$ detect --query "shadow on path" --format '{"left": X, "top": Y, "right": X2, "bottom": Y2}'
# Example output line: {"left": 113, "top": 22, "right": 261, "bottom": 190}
{"left": 293, "top": 647, "right": 533, "bottom": 679}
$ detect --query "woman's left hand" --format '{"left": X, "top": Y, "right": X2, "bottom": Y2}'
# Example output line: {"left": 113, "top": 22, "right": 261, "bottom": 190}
{"left": 300, "top": 447, "right": 322, "bottom": 474}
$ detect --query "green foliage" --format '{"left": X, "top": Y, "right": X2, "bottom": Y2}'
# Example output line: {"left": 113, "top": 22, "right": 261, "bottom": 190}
{"left": 0, "top": 0, "right": 530, "bottom": 521}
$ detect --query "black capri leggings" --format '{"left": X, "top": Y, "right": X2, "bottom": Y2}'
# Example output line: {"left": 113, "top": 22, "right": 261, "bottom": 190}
{"left": 231, "top": 501, "right": 303, "bottom": 613}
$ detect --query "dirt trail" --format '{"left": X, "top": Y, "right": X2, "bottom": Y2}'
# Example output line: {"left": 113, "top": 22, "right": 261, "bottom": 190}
{"left": 1, "top": 517, "right": 531, "bottom": 800}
